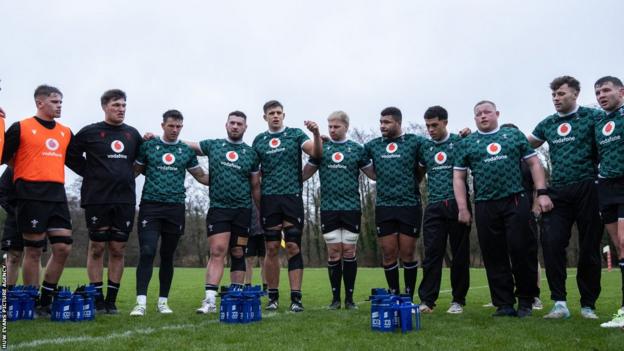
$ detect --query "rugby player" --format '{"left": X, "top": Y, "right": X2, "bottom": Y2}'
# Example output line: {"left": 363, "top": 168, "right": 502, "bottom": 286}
{"left": 252, "top": 100, "right": 321, "bottom": 312}
{"left": 364, "top": 107, "right": 424, "bottom": 300}
{"left": 528, "top": 76, "right": 604, "bottom": 319}
{"left": 454, "top": 100, "right": 552, "bottom": 318}
{"left": 72, "top": 89, "right": 142, "bottom": 314}
{"left": 302, "top": 111, "right": 375, "bottom": 310}
{"left": 592, "top": 76, "right": 624, "bottom": 328}
{"left": 130, "top": 110, "right": 209, "bottom": 316}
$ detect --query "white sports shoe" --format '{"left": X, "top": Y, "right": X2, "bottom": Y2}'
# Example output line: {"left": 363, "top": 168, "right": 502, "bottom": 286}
{"left": 157, "top": 301, "right": 174, "bottom": 314}
{"left": 130, "top": 304, "right": 146, "bottom": 316}
{"left": 600, "top": 309, "right": 624, "bottom": 328}
{"left": 532, "top": 297, "right": 543, "bottom": 310}
{"left": 580, "top": 307, "right": 598, "bottom": 319}
{"left": 447, "top": 302, "right": 464, "bottom": 314}
{"left": 196, "top": 299, "right": 217, "bottom": 314}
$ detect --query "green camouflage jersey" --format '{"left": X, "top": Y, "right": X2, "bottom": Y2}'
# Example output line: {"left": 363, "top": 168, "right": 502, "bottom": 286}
{"left": 419, "top": 133, "right": 461, "bottom": 203}
{"left": 454, "top": 127, "right": 535, "bottom": 202}
{"left": 365, "top": 133, "right": 424, "bottom": 207}
{"left": 308, "top": 139, "right": 372, "bottom": 211}
{"left": 595, "top": 105, "right": 624, "bottom": 179}
{"left": 252, "top": 127, "right": 310, "bottom": 196}
{"left": 531, "top": 106, "right": 602, "bottom": 187}
{"left": 199, "top": 138, "right": 260, "bottom": 209}
{"left": 136, "top": 137, "right": 200, "bottom": 204}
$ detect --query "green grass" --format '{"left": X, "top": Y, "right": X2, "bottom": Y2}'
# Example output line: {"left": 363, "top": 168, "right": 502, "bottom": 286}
{"left": 6, "top": 267, "right": 624, "bottom": 350}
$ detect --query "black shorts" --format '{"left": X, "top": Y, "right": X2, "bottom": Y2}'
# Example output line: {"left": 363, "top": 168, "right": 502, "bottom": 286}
{"left": 206, "top": 207, "right": 251, "bottom": 237}
{"left": 16, "top": 200, "right": 72, "bottom": 234}
{"left": 246, "top": 234, "right": 266, "bottom": 257}
{"left": 375, "top": 205, "right": 422, "bottom": 237}
{"left": 260, "top": 194, "right": 304, "bottom": 230}
{"left": 84, "top": 204, "right": 136, "bottom": 232}
{"left": 138, "top": 201, "right": 185, "bottom": 235}
{"left": 1, "top": 210, "right": 22, "bottom": 251}
{"left": 320, "top": 210, "right": 361, "bottom": 234}
{"left": 597, "top": 177, "right": 624, "bottom": 224}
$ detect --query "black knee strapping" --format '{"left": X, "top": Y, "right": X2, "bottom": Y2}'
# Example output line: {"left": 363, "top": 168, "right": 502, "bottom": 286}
{"left": 23, "top": 239, "right": 47, "bottom": 248}
{"left": 89, "top": 230, "right": 110, "bottom": 242}
{"left": 284, "top": 227, "right": 301, "bottom": 246}
{"left": 49, "top": 236, "right": 73, "bottom": 245}
{"left": 230, "top": 251, "right": 246, "bottom": 272}
{"left": 264, "top": 230, "right": 282, "bottom": 242}
{"left": 110, "top": 230, "right": 130, "bottom": 242}
{"left": 288, "top": 252, "right": 304, "bottom": 271}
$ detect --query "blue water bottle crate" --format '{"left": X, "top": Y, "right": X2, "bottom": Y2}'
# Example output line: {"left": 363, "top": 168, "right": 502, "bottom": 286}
{"left": 369, "top": 288, "right": 421, "bottom": 333}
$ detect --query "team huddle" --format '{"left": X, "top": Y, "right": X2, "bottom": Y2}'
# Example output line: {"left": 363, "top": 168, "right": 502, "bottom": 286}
{"left": 0, "top": 74, "right": 623, "bottom": 329}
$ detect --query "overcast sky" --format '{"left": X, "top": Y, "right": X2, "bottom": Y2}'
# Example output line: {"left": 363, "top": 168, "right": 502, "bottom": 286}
{"left": 1, "top": 0, "right": 622, "bottom": 146}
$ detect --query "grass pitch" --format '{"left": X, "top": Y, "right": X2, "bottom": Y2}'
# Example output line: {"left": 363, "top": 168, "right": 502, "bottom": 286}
{"left": 7, "top": 267, "right": 624, "bottom": 350}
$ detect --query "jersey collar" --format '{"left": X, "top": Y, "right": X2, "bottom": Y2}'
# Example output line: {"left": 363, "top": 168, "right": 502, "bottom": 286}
{"left": 330, "top": 137, "right": 348, "bottom": 144}
{"left": 159, "top": 136, "right": 180, "bottom": 145}
{"left": 606, "top": 103, "right": 624, "bottom": 116}
{"left": 227, "top": 137, "right": 244, "bottom": 144}
{"left": 477, "top": 127, "right": 500, "bottom": 135}
{"left": 556, "top": 105, "right": 579, "bottom": 118}
{"left": 267, "top": 126, "right": 286, "bottom": 134}
{"left": 433, "top": 132, "right": 450, "bottom": 144}
{"left": 383, "top": 132, "right": 405, "bottom": 142}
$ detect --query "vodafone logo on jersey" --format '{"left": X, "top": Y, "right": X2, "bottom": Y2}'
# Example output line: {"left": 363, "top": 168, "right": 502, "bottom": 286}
{"left": 434, "top": 151, "right": 447, "bottom": 165}
{"left": 162, "top": 153, "right": 176, "bottom": 165}
{"left": 557, "top": 123, "right": 572, "bottom": 137}
{"left": 486, "top": 143, "right": 502, "bottom": 155}
{"left": 331, "top": 152, "right": 344, "bottom": 163}
{"left": 386, "top": 142, "right": 398, "bottom": 154}
{"left": 111, "top": 140, "right": 125, "bottom": 153}
{"left": 269, "top": 138, "right": 281, "bottom": 148}
{"left": 602, "top": 121, "right": 615, "bottom": 136}
{"left": 45, "top": 138, "right": 60, "bottom": 151}
{"left": 226, "top": 151, "right": 239, "bottom": 162}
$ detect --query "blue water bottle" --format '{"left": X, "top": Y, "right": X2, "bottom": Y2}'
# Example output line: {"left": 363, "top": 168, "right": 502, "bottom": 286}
{"left": 7, "top": 289, "right": 22, "bottom": 321}
{"left": 52, "top": 288, "right": 72, "bottom": 322}
{"left": 20, "top": 286, "right": 37, "bottom": 320}
{"left": 82, "top": 285, "right": 96, "bottom": 321}
{"left": 71, "top": 293, "right": 84, "bottom": 321}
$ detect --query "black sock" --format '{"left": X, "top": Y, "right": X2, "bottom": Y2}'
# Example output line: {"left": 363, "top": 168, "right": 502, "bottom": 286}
{"left": 7, "top": 285, "right": 15, "bottom": 290}
{"left": 620, "top": 259, "right": 624, "bottom": 307}
{"left": 291, "top": 290, "right": 302, "bottom": 303}
{"left": 343, "top": 257, "right": 357, "bottom": 302}
{"left": 327, "top": 260, "right": 342, "bottom": 302}
{"left": 383, "top": 262, "right": 400, "bottom": 295}
{"left": 245, "top": 283, "right": 252, "bottom": 288}
{"left": 268, "top": 288, "right": 279, "bottom": 301}
{"left": 92, "top": 281, "right": 104, "bottom": 303}
{"left": 40, "top": 281, "right": 57, "bottom": 307}
{"left": 106, "top": 280, "right": 120, "bottom": 303}
{"left": 403, "top": 261, "right": 418, "bottom": 300}
{"left": 262, "top": 283, "right": 268, "bottom": 291}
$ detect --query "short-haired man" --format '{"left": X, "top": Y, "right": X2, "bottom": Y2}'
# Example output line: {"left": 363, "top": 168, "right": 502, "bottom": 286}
{"left": 364, "top": 107, "right": 424, "bottom": 300}
{"left": 454, "top": 100, "right": 552, "bottom": 318}
{"left": 528, "top": 76, "right": 604, "bottom": 319}
{"left": 252, "top": 100, "right": 321, "bottom": 312}
{"left": 2, "top": 85, "right": 84, "bottom": 315}
{"left": 303, "top": 111, "right": 375, "bottom": 309}
{"left": 417, "top": 106, "right": 470, "bottom": 314}
{"left": 593, "top": 76, "right": 624, "bottom": 328}
{"left": 184, "top": 111, "right": 261, "bottom": 314}
{"left": 72, "top": 89, "right": 142, "bottom": 314}
{"left": 130, "top": 110, "right": 209, "bottom": 316}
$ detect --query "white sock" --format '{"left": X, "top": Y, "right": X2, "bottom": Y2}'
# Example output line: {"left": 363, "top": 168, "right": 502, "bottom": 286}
{"left": 137, "top": 295, "right": 147, "bottom": 305}
{"left": 205, "top": 289, "right": 217, "bottom": 302}
{"left": 158, "top": 297, "right": 168, "bottom": 305}
{"left": 554, "top": 301, "right": 567, "bottom": 308}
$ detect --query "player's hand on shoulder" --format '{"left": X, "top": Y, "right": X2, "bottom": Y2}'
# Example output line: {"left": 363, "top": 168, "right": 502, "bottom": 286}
{"left": 143, "top": 132, "right": 157, "bottom": 141}
{"left": 458, "top": 127, "right": 471, "bottom": 137}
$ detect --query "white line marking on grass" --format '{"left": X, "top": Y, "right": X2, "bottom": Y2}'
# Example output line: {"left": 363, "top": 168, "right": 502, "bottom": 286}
{"left": 13, "top": 314, "right": 278, "bottom": 349}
